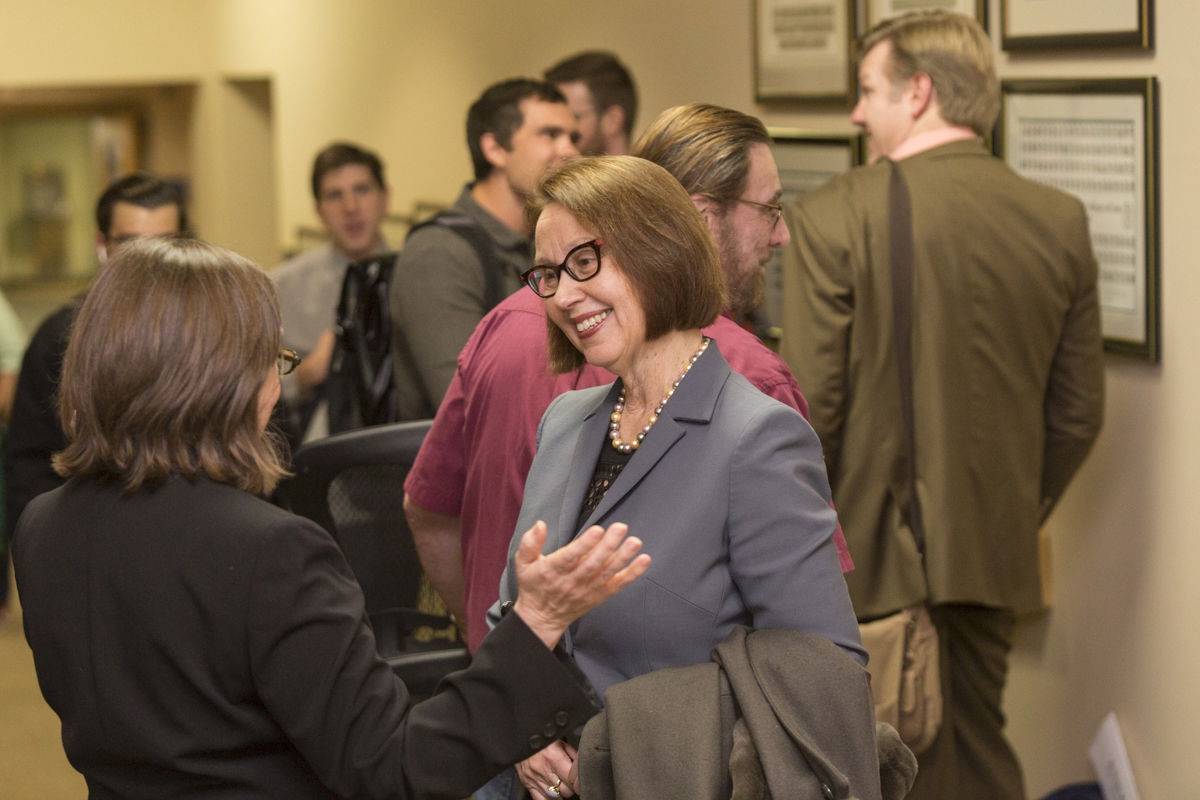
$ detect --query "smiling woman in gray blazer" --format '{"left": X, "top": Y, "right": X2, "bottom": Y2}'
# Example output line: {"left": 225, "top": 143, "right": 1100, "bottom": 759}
{"left": 490, "top": 156, "right": 864, "bottom": 799}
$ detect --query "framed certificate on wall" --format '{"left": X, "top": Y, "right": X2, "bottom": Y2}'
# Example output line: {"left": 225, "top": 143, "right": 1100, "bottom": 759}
{"left": 754, "top": 0, "right": 856, "bottom": 103}
{"left": 761, "top": 130, "right": 865, "bottom": 338}
{"left": 770, "top": 129, "right": 864, "bottom": 196}
{"left": 997, "top": 78, "right": 1160, "bottom": 360}
{"left": 1002, "top": 0, "right": 1153, "bottom": 50}
{"left": 865, "top": 0, "right": 987, "bottom": 31}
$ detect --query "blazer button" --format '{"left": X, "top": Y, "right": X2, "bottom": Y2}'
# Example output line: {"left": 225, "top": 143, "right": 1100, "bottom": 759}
{"left": 554, "top": 711, "right": 569, "bottom": 727}
{"left": 543, "top": 723, "right": 557, "bottom": 738}
{"left": 529, "top": 734, "right": 543, "bottom": 750}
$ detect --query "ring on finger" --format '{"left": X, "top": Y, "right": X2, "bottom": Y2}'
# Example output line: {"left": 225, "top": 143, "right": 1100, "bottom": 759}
{"left": 545, "top": 775, "right": 563, "bottom": 799}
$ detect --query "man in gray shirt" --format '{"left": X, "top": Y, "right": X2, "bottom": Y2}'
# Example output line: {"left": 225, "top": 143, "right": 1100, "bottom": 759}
{"left": 389, "top": 79, "right": 578, "bottom": 421}
{"left": 272, "top": 142, "right": 390, "bottom": 440}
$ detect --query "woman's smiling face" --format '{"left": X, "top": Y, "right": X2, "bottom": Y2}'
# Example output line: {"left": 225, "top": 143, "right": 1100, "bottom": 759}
{"left": 536, "top": 202, "right": 647, "bottom": 377}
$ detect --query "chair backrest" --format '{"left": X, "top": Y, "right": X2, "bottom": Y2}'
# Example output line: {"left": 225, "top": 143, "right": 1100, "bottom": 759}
{"left": 276, "top": 419, "right": 470, "bottom": 698}
{"left": 276, "top": 419, "right": 431, "bottom": 616}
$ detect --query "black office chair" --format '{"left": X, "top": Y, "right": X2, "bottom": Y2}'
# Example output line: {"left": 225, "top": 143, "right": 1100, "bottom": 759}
{"left": 275, "top": 420, "right": 470, "bottom": 700}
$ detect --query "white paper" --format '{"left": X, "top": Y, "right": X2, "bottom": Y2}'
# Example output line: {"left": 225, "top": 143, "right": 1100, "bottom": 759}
{"left": 1004, "top": 91, "right": 1147, "bottom": 344}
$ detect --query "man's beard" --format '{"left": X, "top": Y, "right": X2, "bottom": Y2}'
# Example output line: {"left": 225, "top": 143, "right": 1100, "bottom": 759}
{"left": 718, "top": 220, "right": 766, "bottom": 317}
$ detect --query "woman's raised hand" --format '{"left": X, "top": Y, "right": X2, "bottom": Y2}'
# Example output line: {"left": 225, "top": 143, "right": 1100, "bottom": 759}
{"left": 512, "top": 520, "right": 650, "bottom": 649}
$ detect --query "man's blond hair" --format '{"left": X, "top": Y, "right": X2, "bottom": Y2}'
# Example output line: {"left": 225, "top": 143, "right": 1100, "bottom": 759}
{"left": 861, "top": 10, "right": 999, "bottom": 137}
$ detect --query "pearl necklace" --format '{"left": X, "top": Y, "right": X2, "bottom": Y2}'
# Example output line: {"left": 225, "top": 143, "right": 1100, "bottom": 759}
{"left": 609, "top": 336, "right": 711, "bottom": 453}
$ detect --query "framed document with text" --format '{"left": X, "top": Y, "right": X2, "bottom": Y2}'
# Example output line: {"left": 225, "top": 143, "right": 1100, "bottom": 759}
{"left": 865, "top": 0, "right": 986, "bottom": 31}
{"left": 770, "top": 129, "right": 864, "bottom": 198}
{"left": 1002, "top": 0, "right": 1153, "bottom": 50}
{"left": 754, "top": 0, "right": 855, "bottom": 103}
{"left": 997, "top": 78, "right": 1160, "bottom": 360}
{"left": 760, "top": 130, "right": 865, "bottom": 336}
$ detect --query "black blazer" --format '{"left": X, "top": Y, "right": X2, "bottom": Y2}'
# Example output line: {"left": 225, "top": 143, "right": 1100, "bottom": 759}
{"left": 13, "top": 476, "right": 597, "bottom": 799}
{"left": 3, "top": 299, "right": 75, "bottom": 539}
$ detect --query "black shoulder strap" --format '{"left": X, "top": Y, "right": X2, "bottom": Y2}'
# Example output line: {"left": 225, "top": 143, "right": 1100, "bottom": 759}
{"left": 887, "top": 160, "right": 928, "bottom": 557}
{"left": 329, "top": 252, "right": 399, "bottom": 431}
{"left": 407, "top": 212, "right": 507, "bottom": 313}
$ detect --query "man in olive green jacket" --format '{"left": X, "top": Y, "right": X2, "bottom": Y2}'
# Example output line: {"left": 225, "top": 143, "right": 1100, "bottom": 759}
{"left": 781, "top": 12, "right": 1104, "bottom": 800}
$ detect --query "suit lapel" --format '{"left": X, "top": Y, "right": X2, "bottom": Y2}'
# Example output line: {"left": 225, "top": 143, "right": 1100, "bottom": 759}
{"left": 577, "top": 342, "right": 732, "bottom": 533}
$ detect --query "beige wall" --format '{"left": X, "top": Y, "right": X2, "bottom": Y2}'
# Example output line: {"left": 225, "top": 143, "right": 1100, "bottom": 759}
{"left": 991, "top": 4, "right": 1200, "bottom": 798}
{"left": 2, "top": 1, "right": 1197, "bottom": 796}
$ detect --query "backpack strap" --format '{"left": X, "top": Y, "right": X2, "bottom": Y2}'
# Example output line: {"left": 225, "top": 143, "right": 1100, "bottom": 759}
{"left": 407, "top": 212, "right": 508, "bottom": 313}
{"left": 329, "top": 252, "right": 399, "bottom": 431}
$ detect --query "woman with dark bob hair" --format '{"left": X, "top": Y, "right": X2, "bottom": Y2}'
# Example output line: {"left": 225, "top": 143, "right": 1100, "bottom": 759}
{"left": 490, "top": 157, "right": 864, "bottom": 798}
{"left": 13, "top": 236, "right": 650, "bottom": 800}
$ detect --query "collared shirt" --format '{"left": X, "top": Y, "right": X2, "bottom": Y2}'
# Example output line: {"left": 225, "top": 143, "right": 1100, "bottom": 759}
{"left": 890, "top": 126, "right": 978, "bottom": 162}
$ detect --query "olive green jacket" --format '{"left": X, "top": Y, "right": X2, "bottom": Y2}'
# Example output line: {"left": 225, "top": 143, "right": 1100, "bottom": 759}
{"left": 781, "top": 139, "right": 1104, "bottom": 617}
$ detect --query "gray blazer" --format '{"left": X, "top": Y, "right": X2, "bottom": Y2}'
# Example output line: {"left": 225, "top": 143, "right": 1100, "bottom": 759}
{"left": 491, "top": 342, "right": 864, "bottom": 697}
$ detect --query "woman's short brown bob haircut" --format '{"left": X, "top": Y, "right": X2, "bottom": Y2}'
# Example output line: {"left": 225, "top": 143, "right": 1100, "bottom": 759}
{"left": 54, "top": 236, "right": 287, "bottom": 495}
{"left": 526, "top": 155, "right": 726, "bottom": 373}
